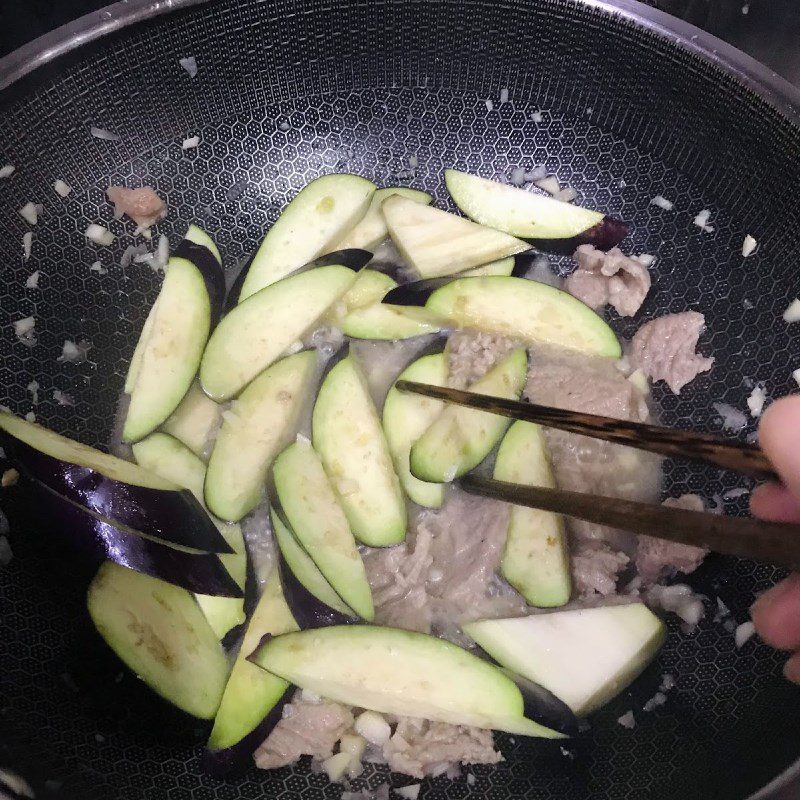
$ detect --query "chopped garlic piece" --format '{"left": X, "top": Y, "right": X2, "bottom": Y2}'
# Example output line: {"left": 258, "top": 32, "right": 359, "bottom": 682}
{"left": 179, "top": 56, "right": 198, "bottom": 77}
{"left": 650, "top": 195, "right": 674, "bottom": 211}
{"left": 535, "top": 175, "right": 561, "bottom": 196}
{"left": 85, "top": 223, "right": 115, "bottom": 246}
{"left": 13, "top": 317, "right": 36, "bottom": 347}
{"left": 617, "top": 711, "right": 636, "bottom": 729}
{"left": 338, "top": 733, "right": 366, "bottom": 779}
{"left": 18, "top": 202, "right": 38, "bottom": 225}
{"left": 90, "top": 126, "right": 119, "bottom": 141}
{"left": 742, "top": 234, "right": 757, "bottom": 257}
{"left": 354, "top": 710, "right": 391, "bottom": 745}
{"left": 746, "top": 385, "right": 766, "bottom": 418}
{"left": 321, "top": 752, "right": 352, "bottom": 782}
{"left": 554, "top": 186, "right": 577, "bottom": 203}
{"left": 783, "top": 299, "right": 800, "bottom": 323}
{"left": 53, "top": 389, "right": 75, "bottom": 407}
{"left": 735, "top": 621, "right": 756, "bottom": 648}
{"left": 693, "top": 209, "right": 714, "bottom": 233}
{"left": 53, "top": 179, "right": 72, "bottom": 197}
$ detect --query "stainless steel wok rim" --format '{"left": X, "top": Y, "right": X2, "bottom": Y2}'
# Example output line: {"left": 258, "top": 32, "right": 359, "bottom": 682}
{"left": 1, "top": 0, "right": 800, "bottom": 123}
{"left": 0, "top": 0, "right": 207, "bottom": 92}
{"left": 0, "top": 0, "right": 797, "bottom": 797}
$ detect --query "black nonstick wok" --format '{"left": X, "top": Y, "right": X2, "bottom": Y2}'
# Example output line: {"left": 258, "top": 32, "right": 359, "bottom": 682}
{"left": 1, "top": 0, "right": 799, "bottom": 797}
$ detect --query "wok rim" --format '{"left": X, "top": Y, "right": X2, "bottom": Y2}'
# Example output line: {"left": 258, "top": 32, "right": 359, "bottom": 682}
{"left": 0, "top": 0, "right": 797, "bottom": 797}
{"left": 1, "top": 0, "right": 800, "bottom": 121}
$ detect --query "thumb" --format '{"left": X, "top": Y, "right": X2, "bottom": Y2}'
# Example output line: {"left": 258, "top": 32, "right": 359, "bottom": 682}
{"left": 751, "top": 396, "right": 800, "bottom": 518}
{"left": 750, "top": 482, "right": 800, "bottom": 523}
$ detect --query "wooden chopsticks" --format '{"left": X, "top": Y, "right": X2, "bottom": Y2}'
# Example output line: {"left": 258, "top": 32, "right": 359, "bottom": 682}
{"left": 395, "top": 381, "right": 777, "bottom": 480}
{"left": 460, "top": 475, "right": 800, "bottom": 572}
{"left": 396, "top": 380, "right": 794, "bottom": 568}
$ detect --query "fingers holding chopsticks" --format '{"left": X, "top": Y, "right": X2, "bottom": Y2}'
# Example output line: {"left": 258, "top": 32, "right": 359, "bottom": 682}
{"left": 750, "top": 396, "right": 800, "bottom": 522}
{"left": 749, "top": 395, "right": 800, "bottom": 685}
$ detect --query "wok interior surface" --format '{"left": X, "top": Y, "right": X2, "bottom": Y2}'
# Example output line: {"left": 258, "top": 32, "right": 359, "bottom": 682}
{"left": 1, "top": 0, "right": 800, "bottom": 797}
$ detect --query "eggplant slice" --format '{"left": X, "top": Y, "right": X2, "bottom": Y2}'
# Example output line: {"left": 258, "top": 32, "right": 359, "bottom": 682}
{"left": 235, "top": 174, "right": 376, "bottom": 302}
{"left": 122, "top": 256, "right": 212, "bottom": 443}
{"left": 87, "top": 561, "right": 231, "bottom": 719}
{"left": 381, "top": 253, "right": 531, "bottom": 306}
{"left": 0, "top": 412, "right": 232, "bottom": 554}
{"left": 204, "top": 571, "right": 297, "bottom": 773}
{"left": 28, "top": 476, "right": 242, "bottom": 597}
{"left": 226, "top": 246, "right": 372, "bottom": 311}
{"left": 174, "top": 227, "right": 226, "bottom": 328}
{"left": 272, "top": 507, "right": 357, "bottom": 629}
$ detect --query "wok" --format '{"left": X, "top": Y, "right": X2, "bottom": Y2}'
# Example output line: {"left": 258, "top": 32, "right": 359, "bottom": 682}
{"left": 0, "top": 0, "right": 799, "bottom": 797}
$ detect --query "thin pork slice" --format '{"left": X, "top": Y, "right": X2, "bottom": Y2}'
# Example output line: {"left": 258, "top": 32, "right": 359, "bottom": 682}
{"left": 565, "top": 245, "right": 651, "bottom": 317}
{"left": 629, "top": 311, "right": 714, "bottom": 394}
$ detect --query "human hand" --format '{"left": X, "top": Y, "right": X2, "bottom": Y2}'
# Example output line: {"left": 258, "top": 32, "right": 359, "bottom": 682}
{"left": 749, "top": 396, "right": 800, "bottom": 683}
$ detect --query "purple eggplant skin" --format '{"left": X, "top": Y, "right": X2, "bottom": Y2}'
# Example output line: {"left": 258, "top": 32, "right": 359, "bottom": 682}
{"left": 242, "top": 547, "right": 262, "bottom": 619}
{"left": 509, "top": 252, "right": 540, "bottom": 278}
{"left": 174, "top": 239, "right": 226, "bottom": 328}
{"left": 1, "top": 433, "right": 233, "bottom": 554}
{"left": 277, "top": 549, "right": 357, "bottom": 629}
{"left": 498, "top": 666, "right": 579, "bottom": 736}
{"left": 25, "top": 475, "right": 243, "bottom": 597}
{"left": 220, "top": 622, "right": 245, "bottom": 651}
{"left": 306, "top": 248, "right": 373, "bottom": 271}
{"left": 268, "top": 499, "right": 357, "bottom": 628}
{"left": 382, "top": 276, "right": 462, "bottom": 307}
{"left": 573, "top": 216, "right": 629, "bottom": 250}
{"left": 530, "top": 217, "right": 629, "bottom": 255}
{"left": 224, "top": 247, "right": 373, "bottom": 310}
{"left": 201, "top": 685, "right": 293, "bottom": 775}
{"left": 224, "top": 254, "right": 254, "bottom": 312}
{"left": 382, "top": 254, "right": 532, "bottom": 307}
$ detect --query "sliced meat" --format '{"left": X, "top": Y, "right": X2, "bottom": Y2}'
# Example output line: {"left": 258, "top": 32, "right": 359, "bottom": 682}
{"left": 363, "top": 491, "right": 526, "bottom": 644}
{"left": 424, "top": 492, "right": 525, "bottom": 631}
{"left": 526, "top": 349, "right": 649, "bottom": 422}
{"left": 106, "top": 186, "right": 167, "bottom": 229}
{"left": 363, "top": 526, "right": 434, "bottom": 634}
{"left": 254, "top": 694, "right": 354, "bottom": 770}
{"left": 572, "top": 541, "right": 630, "bottom": 597}
{"left": 565, "top": 245, "right": 651, "bottom": 317}
{"left": 525, "top": 348, "right": 661, "bottom": 551}
{"left": 446, "top": 330, "right": 519, "bottom": 388}
{"left": 564, "top": 265, "right": 608, "bottom": 311}
{"left": 636, "top": 494, "right": 708, "bottom": 582}
{"left": 382, "top": 717, "right": 501, "bottom": 779}
{"left": 629, "top": 311, "right": 714, "bottom": 394}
